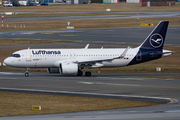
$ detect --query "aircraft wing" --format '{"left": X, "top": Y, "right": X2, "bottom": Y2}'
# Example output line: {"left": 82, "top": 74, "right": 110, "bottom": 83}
{"left": 75, "top": 46, "right": 130, "bottom": 66}
{"left": 76, "top": 58, "right": 114, "bottom": 64}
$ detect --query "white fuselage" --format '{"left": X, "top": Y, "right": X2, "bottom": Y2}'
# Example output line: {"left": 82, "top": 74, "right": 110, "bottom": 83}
{"left": 4, "top": 47, "right": 139, "bottom": 68}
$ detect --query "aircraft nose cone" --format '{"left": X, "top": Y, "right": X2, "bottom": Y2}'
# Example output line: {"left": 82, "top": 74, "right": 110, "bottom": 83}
{"left": 4, "top": 57, "right": 11, "bottom": 66}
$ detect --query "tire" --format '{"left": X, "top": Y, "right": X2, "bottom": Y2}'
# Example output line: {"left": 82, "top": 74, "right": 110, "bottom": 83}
{"left": 25, "top": 73, "right": 29, "bottom": 77}
{"left": 77, "top": 70, "right": 83, "bottom": 76}
{"left": 85, "top": 71, "right": 91, "bottom": 76}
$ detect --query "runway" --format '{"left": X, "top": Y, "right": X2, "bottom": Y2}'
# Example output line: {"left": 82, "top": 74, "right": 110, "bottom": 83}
{"left": 0, "top": 72, "right": 180, "bottom": 120}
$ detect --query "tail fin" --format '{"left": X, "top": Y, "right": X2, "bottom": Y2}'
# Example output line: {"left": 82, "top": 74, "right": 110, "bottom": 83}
{"left": 139, "top": 21, "right": 169, "bottom": 50}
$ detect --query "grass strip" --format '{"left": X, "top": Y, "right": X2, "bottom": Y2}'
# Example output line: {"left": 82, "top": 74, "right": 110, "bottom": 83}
{"left": 0, "top": 91, "right": 160, "bottom": 117}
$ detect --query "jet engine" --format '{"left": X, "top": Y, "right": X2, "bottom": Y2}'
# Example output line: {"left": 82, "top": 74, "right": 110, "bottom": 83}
{"left": 59, "top": 62, "right": 78, "bottom": 74}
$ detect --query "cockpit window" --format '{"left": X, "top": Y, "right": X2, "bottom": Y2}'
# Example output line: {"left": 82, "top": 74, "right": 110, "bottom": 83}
{"left": 10, "top": 54, "right": 21, "bottom": 58}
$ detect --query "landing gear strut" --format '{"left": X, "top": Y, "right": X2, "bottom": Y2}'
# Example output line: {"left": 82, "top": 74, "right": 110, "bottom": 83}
{"left": 84, "top": 67, "right": 91, "bottom": 76}
{"left": 25, "top": 68, "right": 29, "bottom": 77}
{"left": 77, "top": 70, "right": 83, "bottom": 76}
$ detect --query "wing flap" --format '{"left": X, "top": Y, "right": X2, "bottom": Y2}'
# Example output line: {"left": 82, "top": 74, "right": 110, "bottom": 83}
{"left": 77, "top": 58, "right": 113, "bottom": 64}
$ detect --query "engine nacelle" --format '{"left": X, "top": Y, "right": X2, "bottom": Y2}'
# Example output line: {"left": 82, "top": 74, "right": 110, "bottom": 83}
{"left": 47, "top": 68, "right": 60, "bottom": 73}
{"left": 59, "top": 62, "right": 78, "bottom": 74}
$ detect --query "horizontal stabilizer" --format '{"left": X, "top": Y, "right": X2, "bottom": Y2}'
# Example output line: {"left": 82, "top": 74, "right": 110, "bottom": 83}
{"left": 150, "top": 52, "right": 173, "bottom": 56}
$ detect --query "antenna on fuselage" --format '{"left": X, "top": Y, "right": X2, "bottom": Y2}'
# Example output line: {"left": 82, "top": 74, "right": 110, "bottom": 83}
{"left": 28, "top": 47, "right": 30, "bottom": 49}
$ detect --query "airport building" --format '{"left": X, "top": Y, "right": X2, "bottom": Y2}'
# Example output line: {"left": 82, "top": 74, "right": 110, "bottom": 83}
{"left": 0, "top": 0, "right": 90, "bottom": 4}
{"left": 1, "top": 0, "right": 178, "bottom": 5}
{"left": 103, "top": 0, "right": 119, "bottom": 3}
{"left": 66, "top": 0, "right": 90, "bottom": 4}
{"left": 126, "top": 0, "right": 141, "bottom": 3}
{"left": 142, "top": 0, "right": 176, "bottom": 6}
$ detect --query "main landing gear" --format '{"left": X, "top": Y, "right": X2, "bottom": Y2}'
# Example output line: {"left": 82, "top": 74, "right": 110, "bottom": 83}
{"left": 25, "top": 68, "right": 29, "bottom": 77}
{"left": 77, "top": 69, "right": 92, "bottom": 76}
{"left": 84, "top": 68, "right": 91, "bottom": 76}
{"left": 77, "top": 70, "right": 83, "bottom": 76}
{"left": 85, "top": 71, "right": 91, "bottom": 76}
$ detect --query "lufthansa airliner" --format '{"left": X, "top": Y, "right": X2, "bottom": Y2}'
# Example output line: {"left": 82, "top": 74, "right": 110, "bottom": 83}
{"left": 4, "top": 21, "right": 173, "bottom": 77}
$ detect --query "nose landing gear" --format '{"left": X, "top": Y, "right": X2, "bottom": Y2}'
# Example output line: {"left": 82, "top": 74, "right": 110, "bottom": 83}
{"left": 25, "top": 68, "right": 29, "bottom": 77}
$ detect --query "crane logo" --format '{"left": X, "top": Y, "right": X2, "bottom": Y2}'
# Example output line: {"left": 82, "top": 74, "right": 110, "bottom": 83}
{"left": 150, "top": 34, "right": 163, "bottom": 48}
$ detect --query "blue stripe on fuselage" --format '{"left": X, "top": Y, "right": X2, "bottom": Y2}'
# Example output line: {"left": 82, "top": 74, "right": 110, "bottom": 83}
{"left": 128, "top": 48, "right": 162, "bottom": 66}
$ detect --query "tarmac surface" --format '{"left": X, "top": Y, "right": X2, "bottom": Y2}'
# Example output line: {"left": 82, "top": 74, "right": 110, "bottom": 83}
{"left": 0, "top": 14, "right": 180, "bottom": 119}
{"left": 1, "top": 11, "right": 180, "bottom": 21}
{"left": 0, "top": 26, "right": 180, "bottom": 49}
{"left": 0, "top": 72, "right": 180, "bottom": 120}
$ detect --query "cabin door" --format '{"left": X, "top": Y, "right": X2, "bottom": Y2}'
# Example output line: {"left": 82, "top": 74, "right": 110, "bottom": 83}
{"left": 26, "top": 51, "right": 31, "bottom": 62}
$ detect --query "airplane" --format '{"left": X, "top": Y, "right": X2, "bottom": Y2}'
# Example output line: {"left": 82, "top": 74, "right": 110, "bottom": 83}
{"left": 4, "top": 21, "right": 173, "bottom": 77}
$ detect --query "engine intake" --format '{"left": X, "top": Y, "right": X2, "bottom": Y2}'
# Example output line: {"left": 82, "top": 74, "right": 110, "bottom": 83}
{"left": 60, "top": 62, "right": 78, "bottom": 74}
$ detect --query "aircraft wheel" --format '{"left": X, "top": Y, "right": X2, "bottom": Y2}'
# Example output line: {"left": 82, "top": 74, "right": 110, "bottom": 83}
{"left": 25, "top": 73, "right": 29, "bottom": 77}
{"left": 85, "top": 71, "right": 91, "bottom": 76}
{"left": 77, "top": 70, "right": 83, "bottom": 76}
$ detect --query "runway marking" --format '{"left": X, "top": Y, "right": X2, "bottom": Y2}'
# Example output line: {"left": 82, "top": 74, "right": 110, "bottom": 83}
{"left": 79, "top": 82, "right": 94, "bottom": 84}
{"left": 94, "top": 41, "right": 104, "bottom": 43}
{"left": 41, "top": 32, "right": 53, "bottom": 34}
{"left": 115, "top": 114, "right": 180, "bottom": 119}
{"left": 142, "top": 85, "right": 180, "bottom": 89}
{"left": 79, "top": 81, "right": 141, "bottom": 87}
{"left": 165, "top": 79, "right": 174, "bottom": 80}
{"left": 116, "top": 42, "right": 127, "bottom": 44}
{"left": 106, "top": 83, "right": 141, "bottom": 87}
{"left": 123, "top": 78, "right": 144, "bottom": 80}
{"left": 32, "top": 39, "right": 42, "bottom": 41}
{"left": 96, "top": 77, "right": 178, "bottom": 81}
{"left": 59, "top": 35, "right": 78, "bottom": 36}
{"left": 78, "top": 81, "right": 180, "bottom": 89}
{"left": 166, "top": 110, "right": 180, "bottom": 113}
{"left": 0, "top": 77, "right": 17, "bottom": 79}
{"left": 165, "top": 44, "right": 173, "bottom": 46}
{"left": 20, "top": 32, "right": 35, "bottom": 34}
{"left": 0, "top": 72, "right": 23, "bottom": 75}
{"left": 96, "top": 77, "right": 144, "bottom": 81}
{"left": 74, "top": 40, "right": 83, "bottom": 42}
